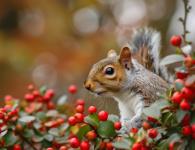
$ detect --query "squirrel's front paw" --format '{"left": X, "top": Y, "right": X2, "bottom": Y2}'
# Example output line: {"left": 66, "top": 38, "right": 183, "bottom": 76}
{"left": 129, "top": 116, "right": 142, "bottom": 129}
{"left": 121, "top": 116, "right": 143, "bottom": 131}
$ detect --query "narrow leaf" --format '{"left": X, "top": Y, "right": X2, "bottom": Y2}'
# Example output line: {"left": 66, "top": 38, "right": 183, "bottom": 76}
{"left": 160, "top": 55, "right": 184, "bottom": 66}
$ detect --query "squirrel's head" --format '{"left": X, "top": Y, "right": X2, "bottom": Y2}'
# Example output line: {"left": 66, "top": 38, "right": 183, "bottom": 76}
{"left": 84, "top": 46, "right": 132, "bottom": 97}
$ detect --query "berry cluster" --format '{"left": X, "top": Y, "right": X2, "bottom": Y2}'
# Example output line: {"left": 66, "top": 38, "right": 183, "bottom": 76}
{"left": 0, "top": 96, "right": 18, "bottom": 135}
{"left": 125, "top": 35, "right": 195, "bottom": 150}
{"left": 67, "top": 98, "right": 122, "bottom": 150}
{"left": 170, "top": 36, "right": 195, "bottom": 140}
{"left": 24, "top": 84, "right": 55, "bottom": 110}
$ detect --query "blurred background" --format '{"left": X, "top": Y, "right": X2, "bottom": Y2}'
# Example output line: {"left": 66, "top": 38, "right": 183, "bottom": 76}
{"left": 0, "top": 0, "right": 195, "bottom": 113}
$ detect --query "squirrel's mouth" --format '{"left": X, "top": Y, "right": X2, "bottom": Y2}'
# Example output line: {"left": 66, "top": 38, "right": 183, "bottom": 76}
{"left": 97, "top": 91, "right": 107, "bottom": 95}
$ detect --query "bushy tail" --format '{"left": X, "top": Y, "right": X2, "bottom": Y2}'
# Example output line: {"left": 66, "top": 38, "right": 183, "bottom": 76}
{"left": 130, "top": 28, "right": 172, "bottom": 83}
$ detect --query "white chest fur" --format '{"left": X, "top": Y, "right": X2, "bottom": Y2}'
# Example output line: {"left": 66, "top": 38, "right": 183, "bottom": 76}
{"left": 113, "top": 91, "right": 144, "bottom": 128}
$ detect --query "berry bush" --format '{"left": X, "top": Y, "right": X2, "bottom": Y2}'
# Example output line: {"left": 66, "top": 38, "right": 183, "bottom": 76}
{"left": 0, "top": 34, "right": 195, "bottom": 150}
{"left": 0, "top": 0, "right": 195, "bottom": 149}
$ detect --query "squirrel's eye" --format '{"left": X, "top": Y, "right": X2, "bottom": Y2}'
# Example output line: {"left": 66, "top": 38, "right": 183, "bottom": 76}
{"left": 105, "top": 67, "right": 114, "bottom": 75}
{"left": 103, "top": 65, "right": 116, "bottom": 79}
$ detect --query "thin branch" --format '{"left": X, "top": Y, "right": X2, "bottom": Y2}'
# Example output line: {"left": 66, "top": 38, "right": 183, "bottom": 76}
{"left": 179, "top": 0, "right": 192, "bottom": 44}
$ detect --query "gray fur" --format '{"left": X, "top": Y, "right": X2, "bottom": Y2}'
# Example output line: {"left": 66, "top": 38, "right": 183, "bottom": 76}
{"left": 127, "top": 59, "right": 168, "bottom": 106}
{"left": 130, "top": 28, "right": 173, "bottom": 83}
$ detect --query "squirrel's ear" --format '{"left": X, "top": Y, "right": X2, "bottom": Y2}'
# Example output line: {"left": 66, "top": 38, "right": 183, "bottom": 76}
{"left": 119, "top": 45, "right": 132, "bottom": 70}
{"left": 107, "top": 49, "right": 117, "bottom": 58}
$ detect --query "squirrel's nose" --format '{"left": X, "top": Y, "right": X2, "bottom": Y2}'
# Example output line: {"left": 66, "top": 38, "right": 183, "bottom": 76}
{"left": 84, "top": 80, "right": 94, "bottom": 91}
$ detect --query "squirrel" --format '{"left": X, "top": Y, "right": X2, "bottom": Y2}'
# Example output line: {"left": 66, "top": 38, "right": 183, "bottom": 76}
{"left": 84, "top": 28, "right": 171, "bottom": 129}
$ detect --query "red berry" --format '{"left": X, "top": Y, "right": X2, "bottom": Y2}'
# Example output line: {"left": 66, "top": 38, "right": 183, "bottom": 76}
{"left": 47, "top": 102, "right": 55, "bottom": 109}
{"left": 47, "top": 148, "right": 54, "bottom": 150}
{"left": 46, "top": 89, "right": 55, "bottom": 98}
{"left": 4, "top": 105, "right": 12, "bottom": 111}
{"left": 132, "top": 142, "right": 142, "bottom": 150}
{"left": 10, "top": 109, "right": 18, "bottom": 116}
{"left": 191, "top": 124, "right": 195, "bottom": 133}
{"left": 24, "top": 93, "right": 35, "bottom": 102}
{"left": 80, "top": 141, "right": 90, "bottom": 150}
{"left": 181, "top": 87, "right": 194, "bottom": 100}
{"left": 147, "top": 116, "right": 158, "bottom": 123}
{"left": 4, "top": 95, "right": 12, "bottom": 102}
{"left": 174, "top": 79, "right": 185, "bottom": 86}
{"left": 68, "top": 116, "right": 77, "bottom": 126}
{"left": 76, "top": 105, "right": 84, "bottom": 113}
{"left": 181, "top": 114, "right": 190, "bottom": 126}
{"left": 76, "top": 99, "right": 85, "bottom": 106}
{"left": 13, "top": 144, "right": 21, "bottom": 150}
{"left": 142, "top": 121, "right": 151, "bottom": 130}
{"left": 184, "top": 55, "right": 193, "bottom": 68}
{"left": 182, "top": 125, "right": 191, "bottom": 136}
{"left": 99, "top": 142, "right": 106, "bottom": 149}
{"left": 88, "top": 106, "right": 97, "bottom": 114}
{"left": 114, "top": 121, "right": 122, "bottom": 130}
{"left": 170, "top": 35, "right": 182, "bottom": 47}
{"left": 98, "top": 111, "right": 108, "bottom": 121}
{"left": 74, "top": 113, "right": 84, "bottom": 123}
{"left": 106, "top": 142, "right": 114, "bottom": 150}
{"left": 28, "top": 84, "right": 34, "bottom": 90}
{"left": 59, "top": 146, "right": 68, "bottom": 150}
{"left": 33, "top": 90, "right": 40, "bottom": 97}
{"left": 57, "top": 118, "right": 65, "bottom": 124}
{"left": 171, "top": 92, "right": 184, "bottom": 104}
{"left": 0, "top": 112, "right": 4, "bottom": 119}
{"left": 176, "top": 71, "right": 188, "bottom": 79}
{"left": 69, "top": 137, "right": 80, "bottom": 148}
{"left": 169, "top": 142, "right": 174, "bottom": 150}
{"left": 68, "top": 85, "right": 77, "bottom": 94}
{"left": 131, "top": 128, "right": 138, "bottom": 134}
{"left": 43, "top": 94, "right": 51, "bottom": 102}
{"left": 86, "top": 130, "right": 97, "bottom": 140}
{"left": 148, "top": 128, "right": 158, "bottom": 139}
{"left": 180, "top": 100, "right": 191, "bottom": 110}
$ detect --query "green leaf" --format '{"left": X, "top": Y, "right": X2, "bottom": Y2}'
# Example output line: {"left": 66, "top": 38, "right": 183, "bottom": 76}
{"left": 36, "top": 112, "right": 46, "bottom": 121}
{"left": 113, "top": 138, "right": 131, "bottom": 149}
{"left": 84, "top": 114, "right": 99, "bottom": 128}
{"left": 77, "top": 124, "right": 92, "bottom": 140}
{"left": 40, "top": 86, "right": 47, "bottom": 95}
{"left": 97, "top": 121, "right": 116, "bottom": 138}
{"left": 48, "top": 128, "right": 60, "bottom": 137}
{"left": 191, "top": 112, "right": 195, "bottom": 124}
{"left": 185, "top": 75, "right": 195, "bottom": 86}
{"left": 175, "top": 82, "right": 184, "bottom": 91}
{"left": 57, "top": 95, "right": 68, "bottom": 105}
{"left": 161, "top": 112, "right": 177, "bottom": 127}
{"left": 44, "top": 134, "right": 54, "bottom": 142}
{"left": 0, "top": 129, "right": 8, "bottom": 138}
{"left": 32, "top": 134, "right": 44, "bottom": 142}
{"left": 160, "top": 54, "right": 184, "bottom": 66}
{"left": 190, "top": 140, "right": 195, "bottom": 150}
{"left": 19, "top": 116, "right": 36, "bottom": 123}
{"left": 41, "top": 139, "right": 52, "bottom": 148}
{"left": 157, "top": 139, "right": 168, "bottom": 150}
{"left": 46, "top": 110, "right": 59, "bottom": 117}
{"left": 176, "top": 110, "right": 187, "bottom": 123}
{"left": 3, "top": 131, "right": 18, "bottom": 147}
{"left": 143, "top": 100, "right": 170, "bottom": 118}
{"left": 23, "top": 129, "right": 34, "bottom": 138}
{"left": 55, "top": 136, "right": 68, "bottom": 144}
{"left": 167, "top": 133, "right": 181, "bottom": 143}
{"left": 108, "top": 114, "right": 120, "bottom": 122}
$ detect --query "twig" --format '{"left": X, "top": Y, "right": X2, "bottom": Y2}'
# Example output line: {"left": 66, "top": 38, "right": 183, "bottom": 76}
{"left": 179, "top": 0, "right": 192, "bottom": 44}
